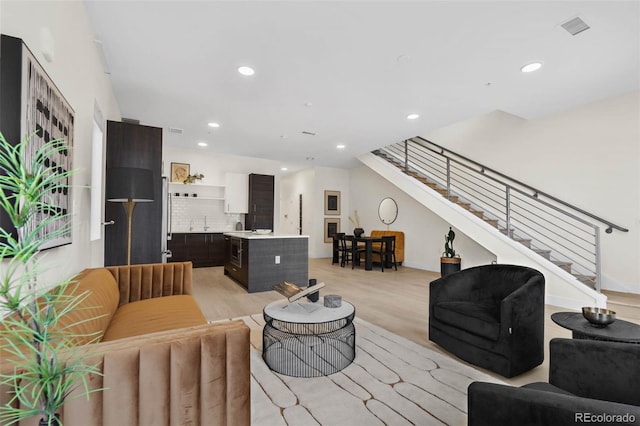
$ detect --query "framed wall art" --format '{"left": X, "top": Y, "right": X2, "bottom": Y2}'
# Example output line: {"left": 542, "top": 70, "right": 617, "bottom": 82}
{"left": 324, "top": 218, "right": 340, "bottom": 243}
{"left": 324, "top": 190, "right": 341, "bottom": 215}
{"left": 170, "top": 162, "right": 190, "bottom": 183}
{"left": 0, "top": 35, "right": 74, "bottom": 250}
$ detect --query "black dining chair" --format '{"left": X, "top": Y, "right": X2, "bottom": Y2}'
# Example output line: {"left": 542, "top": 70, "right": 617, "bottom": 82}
{"left": 331, "top": 232, "right": 345, "bottom": 265}
{"left": 371, "top": 235, "right": 397, "bottom": 271}
{"left": 340, "top": 235, "right": 355, "bottom": 268}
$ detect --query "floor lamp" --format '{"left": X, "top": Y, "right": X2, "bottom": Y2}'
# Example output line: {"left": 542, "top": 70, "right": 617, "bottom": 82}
{"left": 107, "top": 167, "right": 154, "bottom": 265}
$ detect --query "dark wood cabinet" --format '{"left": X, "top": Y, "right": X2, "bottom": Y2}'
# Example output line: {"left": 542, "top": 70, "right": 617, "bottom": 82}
{"left": 104, "top": 121, "right": 162, "bottom": 266}
{"left": 245, "top": 174, "right": 274, "bottom": 231}
{"left": 168, "top": 233, "right": 224, "bottom": 267}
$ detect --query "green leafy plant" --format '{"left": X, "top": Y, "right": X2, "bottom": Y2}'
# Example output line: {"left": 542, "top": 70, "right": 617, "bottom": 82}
{"left": 183, "top": 172, "right": 204, "bottom": 184}
{"left": 443, "top": 226, "right": 456, "bottom": 258}
{"left": 0, "top": 133, "right": 102, "bottom": 426}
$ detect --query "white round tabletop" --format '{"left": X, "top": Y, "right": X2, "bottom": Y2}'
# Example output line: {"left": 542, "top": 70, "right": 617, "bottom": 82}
{"left": 264, "top": 297, "right": 354, "bottom": 324}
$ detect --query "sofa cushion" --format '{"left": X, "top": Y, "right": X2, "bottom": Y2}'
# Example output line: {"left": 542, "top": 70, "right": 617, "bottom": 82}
{"left": 433, "top": 301, "right": 501, "bottom": 341}
{"left": 102, "top": 295, "right": 207, "bottom": 341}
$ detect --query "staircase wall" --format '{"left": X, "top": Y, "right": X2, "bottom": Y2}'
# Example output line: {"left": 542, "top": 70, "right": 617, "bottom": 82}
{"left": 359, "top": 152, "right": 607, "bottom": 310}
{"left": 423, "top": 91, "right": 640, "bottom": 295}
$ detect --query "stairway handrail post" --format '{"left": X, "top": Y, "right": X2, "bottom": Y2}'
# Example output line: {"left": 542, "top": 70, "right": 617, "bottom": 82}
{"left": 404, "top": 139, "right": 409, "bottom": 173}
{"left": 446, "top": 157, "right": 451, "bottom": 200}
{"left": 595, "top": 226, "right": 601, "bottom": 292}
{"left": 505, "top": 186, "right": 511, "bottom": 236}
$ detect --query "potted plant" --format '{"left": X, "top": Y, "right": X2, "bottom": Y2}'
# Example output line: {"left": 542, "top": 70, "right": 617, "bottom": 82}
{"left": 0, "top": 133, "right": 102, "bottom": 425}
{"left": 440, "top": 226, "right": 461, "bottom": 276}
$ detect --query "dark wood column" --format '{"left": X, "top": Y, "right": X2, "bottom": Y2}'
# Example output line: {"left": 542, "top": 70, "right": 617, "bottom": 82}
{"left": 104, "top": 121, "right": 162, "bottom": 265}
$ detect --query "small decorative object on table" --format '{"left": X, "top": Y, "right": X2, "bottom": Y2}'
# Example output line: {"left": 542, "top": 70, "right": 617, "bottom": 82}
{"left": 440, "top": 226, "right": 461, "bottom": 276}
{"left": 324, "top": 294, "right": 342, "bottom": 308}
{"left": 349, "top": 210, "right": 364, "bottom": 237}
{"left": 272, "top": 281, "right": 325, "bottom": 302}
{"left": 582, "top": 307, "right": 616, "bottom": 327}
{"left": 307, "top": 279, "right": 319, "bottom": 302}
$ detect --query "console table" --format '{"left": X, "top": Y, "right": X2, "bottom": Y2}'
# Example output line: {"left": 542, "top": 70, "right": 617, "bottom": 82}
{"left": 551, "top": 312, "right": 640, "bottom": 343}
{"left": 262, "top": 298, "right": 356, "bottom": 377}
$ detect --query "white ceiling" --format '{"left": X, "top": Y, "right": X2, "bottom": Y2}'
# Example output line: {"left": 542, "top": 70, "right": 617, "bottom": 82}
{"left": 84, "top": 1, "right": 640, "bottom": 170}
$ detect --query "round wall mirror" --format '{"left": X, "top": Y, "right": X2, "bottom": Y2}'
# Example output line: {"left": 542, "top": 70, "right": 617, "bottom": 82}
{"left": 378, "top": 197, "right": 398, "bottom": 225}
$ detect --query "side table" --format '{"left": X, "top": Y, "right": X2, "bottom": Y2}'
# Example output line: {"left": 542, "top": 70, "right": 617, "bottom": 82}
{"left": 551, "top": 312, "right": 640, "bottom": 343}
{"left": 263, "top": 297, "right": 356, "bottom": 377}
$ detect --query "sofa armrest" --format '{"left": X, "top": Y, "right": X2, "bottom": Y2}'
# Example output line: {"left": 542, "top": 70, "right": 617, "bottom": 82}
{"left": 105, "top": 261, "right": 193, "bottom": 306}
{"left": 550, "top": 338, "right": 640, "bottom": 406}
{"left": 62, "top": 320, "right": 250, "bottom": 426}
{"left": 468, "top": 382, "right": 640, "bottom": 426}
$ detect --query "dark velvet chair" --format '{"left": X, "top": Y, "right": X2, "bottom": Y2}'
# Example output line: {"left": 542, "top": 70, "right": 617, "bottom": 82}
{"left": 468, "top": 338, "right": 640, "bottom": 426}
{"left": 429, "top": 264, "right": 545, "bottom": 378}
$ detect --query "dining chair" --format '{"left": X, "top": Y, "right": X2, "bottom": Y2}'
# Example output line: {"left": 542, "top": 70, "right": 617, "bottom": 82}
{"left": 340, "top": 235, "right": 355, "bottom": 268}
{"left": 332, "top": 232, "right": 345, "bottom": 265}
{"left": 372, "top": 235, "right": 397, "bottom": 271}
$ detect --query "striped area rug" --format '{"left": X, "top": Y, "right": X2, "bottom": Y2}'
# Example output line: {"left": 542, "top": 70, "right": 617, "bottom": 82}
{"left": 226, "top": 314, "right": 505, "bottom": 426}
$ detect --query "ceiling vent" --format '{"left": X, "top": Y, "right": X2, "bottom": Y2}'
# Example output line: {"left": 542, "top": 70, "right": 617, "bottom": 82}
{"left": 301, "top": 131, "right": 316, "bottom": 136}
{"left": 561, "top": 17, "right": 590, "bottom": 36}
{"left": 168, "top": 127, "right": 184, "bottom": 134}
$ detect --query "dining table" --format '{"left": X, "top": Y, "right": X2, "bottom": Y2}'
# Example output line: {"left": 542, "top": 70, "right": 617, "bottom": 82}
{"left": 353, "top": 235, "right": 383, "bottom": 271}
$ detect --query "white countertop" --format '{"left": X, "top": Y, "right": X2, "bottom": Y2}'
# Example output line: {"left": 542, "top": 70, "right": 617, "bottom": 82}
{"left": 224, "top": 231, "right": 309, "bottom": 239}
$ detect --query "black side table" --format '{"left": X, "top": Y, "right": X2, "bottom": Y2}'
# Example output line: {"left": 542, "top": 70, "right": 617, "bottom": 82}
{"left": 551, "top": 312, "right": 640, "bottom": 343}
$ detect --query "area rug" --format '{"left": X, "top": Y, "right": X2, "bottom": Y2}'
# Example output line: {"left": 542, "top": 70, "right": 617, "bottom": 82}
{"left": 228, "top": 314, "right": 506, "bottom": 426}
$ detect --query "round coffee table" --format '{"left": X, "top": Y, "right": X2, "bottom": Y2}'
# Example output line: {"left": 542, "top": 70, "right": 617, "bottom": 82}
{"left": 263, "top": 297, "right": 356, "bottom": 377}
{"left": 551, "top": 312, "right": 640, "bottom": 343}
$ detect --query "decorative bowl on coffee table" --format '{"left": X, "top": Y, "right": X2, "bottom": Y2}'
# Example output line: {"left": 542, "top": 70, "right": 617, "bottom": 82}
{"left": 582, "top": 307, "right": 616, "bottom": 328}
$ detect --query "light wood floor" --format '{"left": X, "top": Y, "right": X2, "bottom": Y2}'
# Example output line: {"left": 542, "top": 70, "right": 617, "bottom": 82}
{"left": 192, "top": 258, "right": 639, "bottom": 387}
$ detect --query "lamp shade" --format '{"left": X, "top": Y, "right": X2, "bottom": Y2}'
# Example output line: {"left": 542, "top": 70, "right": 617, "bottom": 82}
{"left": 106, "top": 167, "right": 154, "bottom": 202}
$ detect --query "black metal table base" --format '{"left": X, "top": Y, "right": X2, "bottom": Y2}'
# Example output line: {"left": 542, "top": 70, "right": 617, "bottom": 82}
{"left": 263, "top": 313, "right": 356, "bottom": 377}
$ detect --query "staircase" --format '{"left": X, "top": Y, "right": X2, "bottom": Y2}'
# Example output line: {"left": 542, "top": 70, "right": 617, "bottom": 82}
{"left": 360, "top": 137, "right": 628, "bottom": 308}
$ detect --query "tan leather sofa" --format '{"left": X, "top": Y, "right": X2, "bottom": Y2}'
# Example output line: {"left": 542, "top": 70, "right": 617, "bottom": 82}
{"left": 0, "top": 261, "right": 250, "bottom": 426}
{"left": 370, "top": 230, "right": 405, "bottom": 265}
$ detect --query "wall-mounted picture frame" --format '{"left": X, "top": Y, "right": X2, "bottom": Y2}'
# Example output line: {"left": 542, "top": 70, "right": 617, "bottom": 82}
{"left": 324, "top": 190, "right": 341, "bottom": 215}
{"left": 1, "top": 35, "right": 75, "bottom": 250}
{"left": 170, "top": 162, "right": 190, "bottom": 183}
{"left": 324, "top": 218, "right": 340, "bottom": 243}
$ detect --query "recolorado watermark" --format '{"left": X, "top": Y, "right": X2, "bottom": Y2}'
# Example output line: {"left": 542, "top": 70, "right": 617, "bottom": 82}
{"left": 575, "top": 412, "right": 636, "bottom": 423}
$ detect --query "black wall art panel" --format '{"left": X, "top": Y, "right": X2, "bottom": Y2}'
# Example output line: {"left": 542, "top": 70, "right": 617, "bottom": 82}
{"left": 0, "top": 34, "right": 74, "bottom": 249}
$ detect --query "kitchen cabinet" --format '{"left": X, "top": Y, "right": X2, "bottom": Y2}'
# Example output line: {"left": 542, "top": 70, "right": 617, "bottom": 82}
{"left": 168, "top": 233, "right": 225, "bottom": 267}
{"left": 224, "top": 173, "right": 248, "bottom": 213}
{"left": 245, "top": 174, "right": 274, "bottom": 231}
{"left": 223, "top": 233, "right": 308, "bottom": 293}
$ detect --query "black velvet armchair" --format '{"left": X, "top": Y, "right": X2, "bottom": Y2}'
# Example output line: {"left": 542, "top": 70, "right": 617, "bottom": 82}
{"left": 468, "top": 338, "right": 640, "bottom": 426}
{"left": 429, "top": 264, "right": 545, "bottom": 377}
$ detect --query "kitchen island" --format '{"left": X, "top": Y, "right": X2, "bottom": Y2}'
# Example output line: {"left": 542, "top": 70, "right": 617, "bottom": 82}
{"left": 223, "top": 232, "right": 309, "bottom": 293}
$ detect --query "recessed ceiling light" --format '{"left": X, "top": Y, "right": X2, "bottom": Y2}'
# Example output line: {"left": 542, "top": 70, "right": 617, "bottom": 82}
{"left": 280, "top": 167, "right": 288, "bottom": 171}
{"left": 336, "top": 144, "right": 346, "bottom": 149}
{"left": 198, "top": 142, "right": 208, "bottom": 147}
{"left": 521, "top": 62, "right": 543, "bottom": 73}
{"left": 407, "top": 113, "right": 420, "bottom": 120}
{"left": 208, "top": 122, "right": 220, "bottom": 128}
{"left": 238, "top": 66, "right": 255, "bottom": 76}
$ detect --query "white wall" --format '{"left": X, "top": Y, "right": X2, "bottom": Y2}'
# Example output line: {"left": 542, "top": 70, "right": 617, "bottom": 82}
{"left": 279, "top": 167, "right": 350, "bottom": 258}
{"left": 425, "top": 91, "right": 640, "bottom": 293}
{"left": 1, "top": 1, "right": 121, "bottom": 286}
{"left": 349, "top": 166, "right": 496, "bottom": 270}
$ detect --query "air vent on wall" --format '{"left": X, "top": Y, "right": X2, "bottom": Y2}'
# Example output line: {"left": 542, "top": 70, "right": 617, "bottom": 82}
{"left": 561, "top": 17, "right": 590, "bottom": 36}
{"left": 168, "top": 127, "right": 184, "bottom": 134}
{"left": 122, "top": 117, "right": 140, "bottom": 124}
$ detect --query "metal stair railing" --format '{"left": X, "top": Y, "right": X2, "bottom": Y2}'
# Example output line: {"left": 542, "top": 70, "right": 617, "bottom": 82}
{"left": 375, "top": 137, "right": 628, "bottom": 292}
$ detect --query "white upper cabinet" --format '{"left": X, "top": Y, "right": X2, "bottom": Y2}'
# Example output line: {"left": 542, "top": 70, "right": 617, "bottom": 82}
{"left": 225, "top": 173, "right": 249, "bottom": 213}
